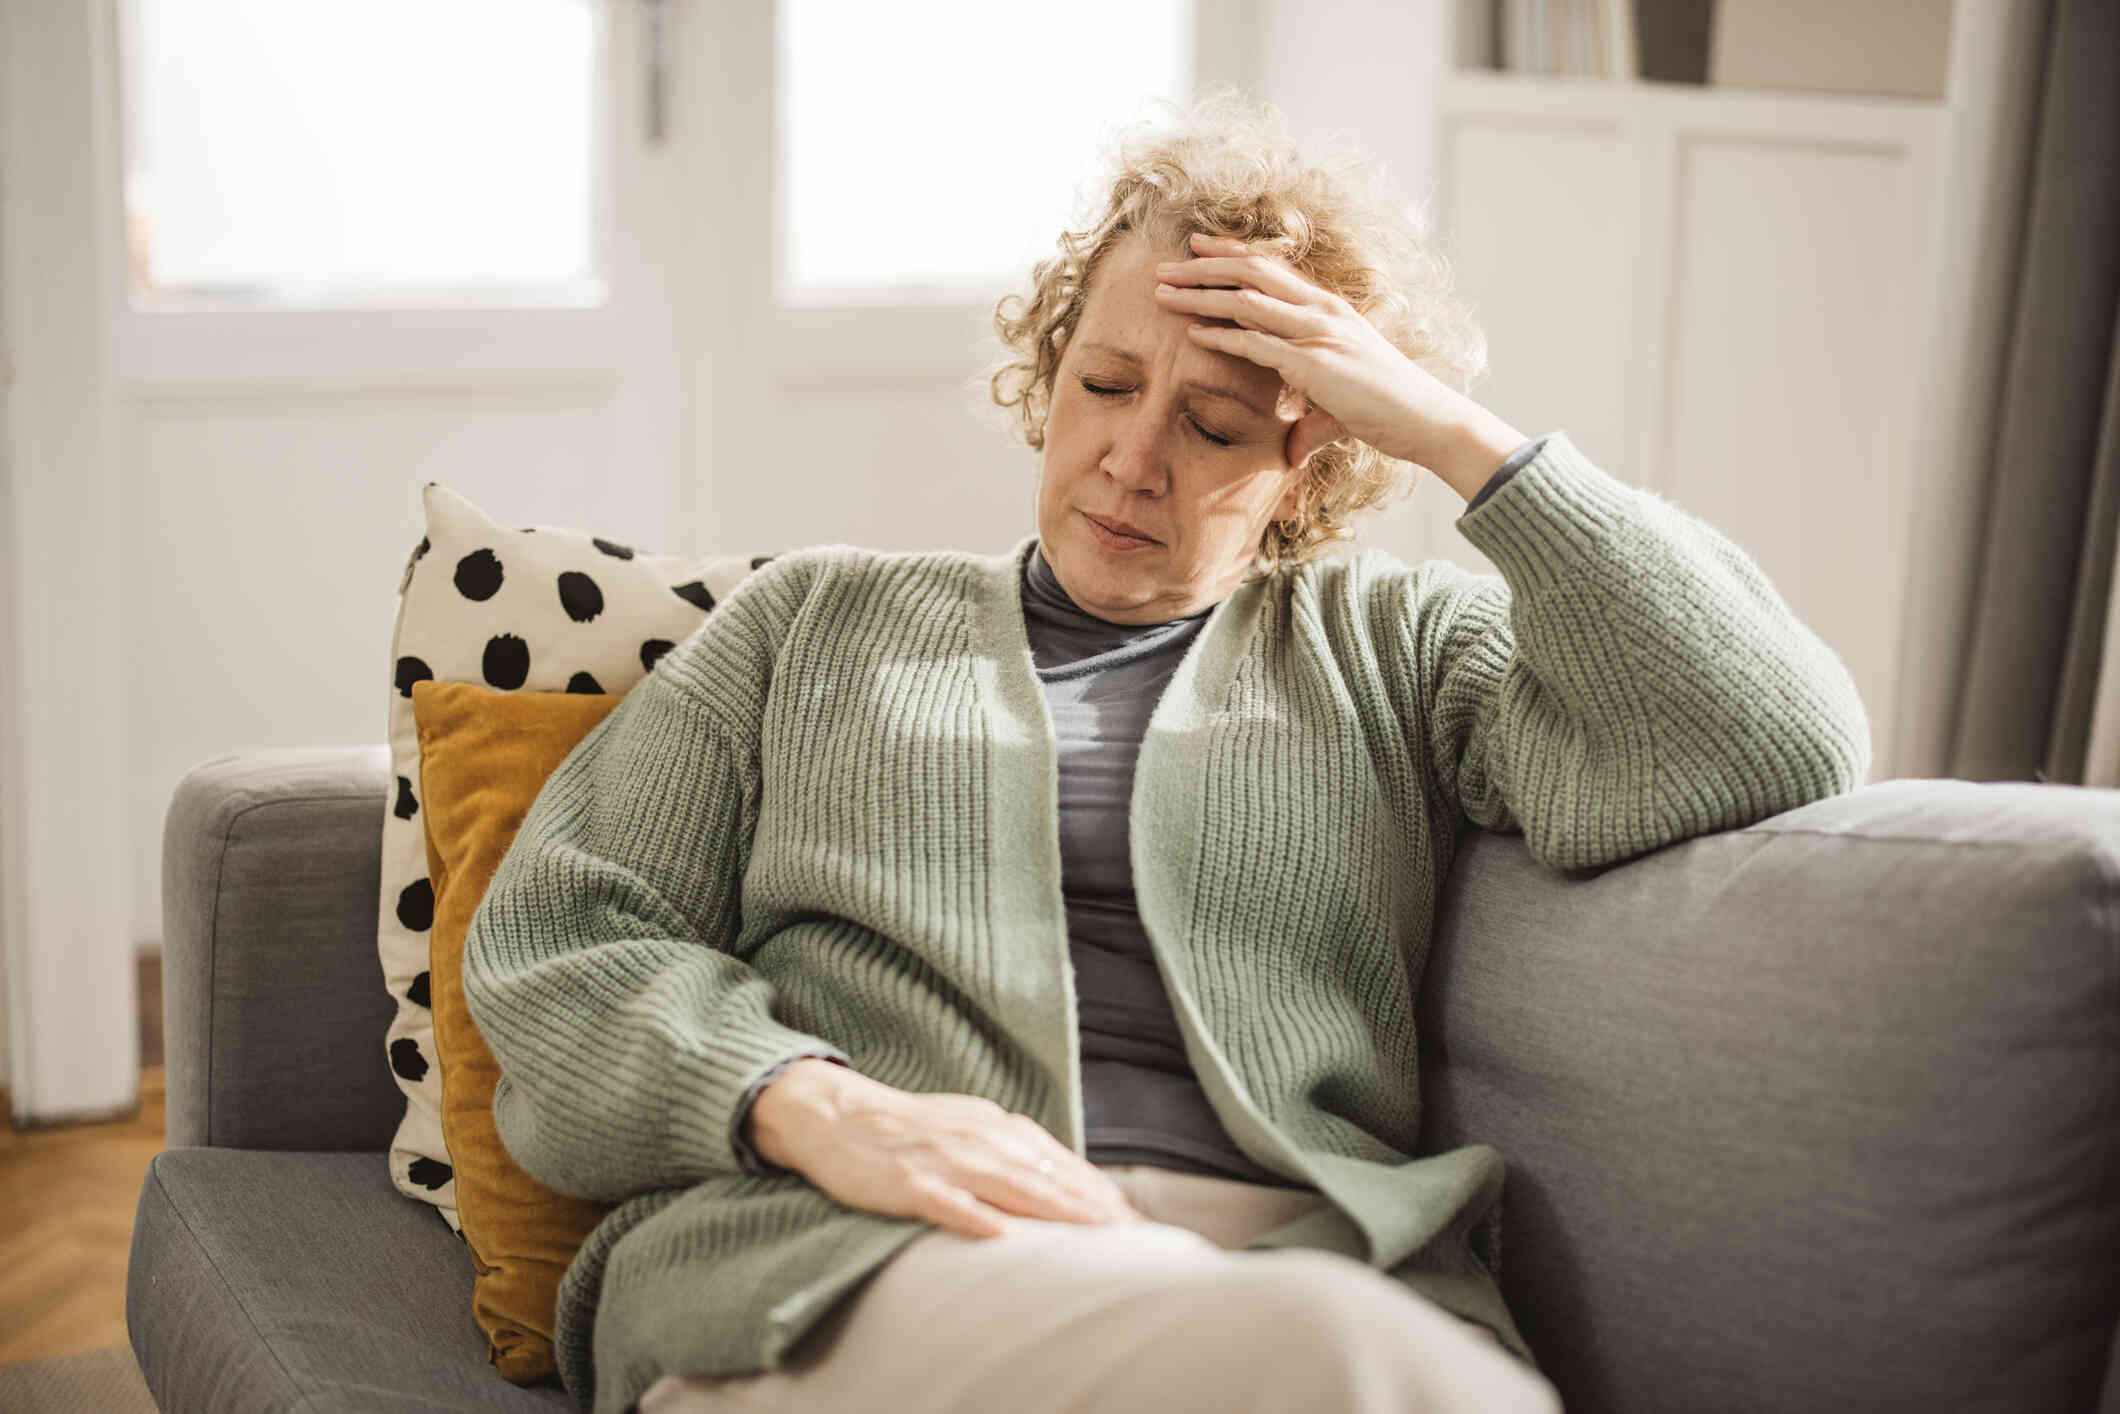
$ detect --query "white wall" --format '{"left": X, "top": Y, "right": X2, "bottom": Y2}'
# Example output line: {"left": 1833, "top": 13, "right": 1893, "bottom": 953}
{"left": 0, "top": 162, "right": 14, "bottom": 1094}
{"left": 2, "top": 0, "right": 132, "bottom": 1113}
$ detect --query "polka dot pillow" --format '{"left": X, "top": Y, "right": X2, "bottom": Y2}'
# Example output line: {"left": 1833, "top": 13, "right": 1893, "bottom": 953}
{"left": 381, "top": 482, "right": 776, "bottom": 1235}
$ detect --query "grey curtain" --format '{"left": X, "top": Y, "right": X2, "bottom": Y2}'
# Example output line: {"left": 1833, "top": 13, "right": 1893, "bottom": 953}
{"left": 1946, "top": 0, "right": 2120, "bottom": 784}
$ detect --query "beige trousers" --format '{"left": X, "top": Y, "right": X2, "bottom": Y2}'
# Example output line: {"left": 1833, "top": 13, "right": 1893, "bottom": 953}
{"left": 636, "top": 1163, "right": 1563, "bottom": 1414}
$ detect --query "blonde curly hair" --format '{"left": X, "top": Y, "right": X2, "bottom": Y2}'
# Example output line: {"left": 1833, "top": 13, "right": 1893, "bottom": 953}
{"left": 980, "top": 87, "right": 1490, "bottom": 578}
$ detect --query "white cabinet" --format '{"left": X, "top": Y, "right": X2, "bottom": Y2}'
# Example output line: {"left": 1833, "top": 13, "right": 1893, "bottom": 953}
{"left": 1399, "top": 0, "right": 2052, "bottom": 784}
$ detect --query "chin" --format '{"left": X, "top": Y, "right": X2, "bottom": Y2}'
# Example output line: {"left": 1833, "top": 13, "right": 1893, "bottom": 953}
{"left": 1053, "top": 543, "right": 1136, "bottom": 603}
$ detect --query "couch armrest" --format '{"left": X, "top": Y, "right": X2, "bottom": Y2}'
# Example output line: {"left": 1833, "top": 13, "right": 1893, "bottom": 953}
{"left": 162, "top": 745, "right": 397, "bottom": 1151}
{"left": 1418, "top": 777, "right": 2120, "bottom": 1414}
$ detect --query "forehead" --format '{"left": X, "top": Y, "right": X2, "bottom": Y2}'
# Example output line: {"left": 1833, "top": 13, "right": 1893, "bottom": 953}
{"left": 1071, "top": 233, "right": 1283, "bottom": 399}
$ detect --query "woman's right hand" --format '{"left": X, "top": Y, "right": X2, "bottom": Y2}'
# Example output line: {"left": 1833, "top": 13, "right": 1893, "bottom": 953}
{"left": 751, "top": 1060, "right": 1150, "bottom": 1240}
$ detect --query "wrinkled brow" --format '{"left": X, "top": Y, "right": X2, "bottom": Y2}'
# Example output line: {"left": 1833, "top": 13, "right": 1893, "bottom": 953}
{"left": 1073, "top": 341, "right": 1275, "bottom": 421}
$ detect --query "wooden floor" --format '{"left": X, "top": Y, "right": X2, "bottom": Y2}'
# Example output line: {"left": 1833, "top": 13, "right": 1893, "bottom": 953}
{"left": 0, "top": 949, "right": 166, "bottom": 1367}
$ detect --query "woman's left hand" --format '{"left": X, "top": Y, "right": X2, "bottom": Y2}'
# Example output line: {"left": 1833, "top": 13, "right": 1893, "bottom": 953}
{"left": 1155, "top": 231, "right": 1483, "bottom": 475}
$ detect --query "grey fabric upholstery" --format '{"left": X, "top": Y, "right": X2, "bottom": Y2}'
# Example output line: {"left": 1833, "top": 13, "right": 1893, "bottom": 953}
{"left": 160, "top": 746, "right": 405, "bottom": 1152}
{"left": 129, "top": 1147, "right": 573, "bottom": 1412}
{"left": 132, "top": 748, "right": 2120, "bottom": 1413}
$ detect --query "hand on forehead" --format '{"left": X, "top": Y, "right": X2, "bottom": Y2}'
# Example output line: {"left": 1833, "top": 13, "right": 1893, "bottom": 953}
{"left": 1154, "top": 231, "right": 1315, "bottom": 426}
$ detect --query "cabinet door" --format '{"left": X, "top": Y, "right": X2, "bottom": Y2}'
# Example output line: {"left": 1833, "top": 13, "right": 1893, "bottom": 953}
{"left": 1417, "top": 78, "right": 1939, "bottom": 784}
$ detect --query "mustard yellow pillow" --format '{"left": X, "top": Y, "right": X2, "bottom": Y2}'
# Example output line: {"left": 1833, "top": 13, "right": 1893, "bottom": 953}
{"left": 411, "top": 679, "right": 623, "bottom": 1384}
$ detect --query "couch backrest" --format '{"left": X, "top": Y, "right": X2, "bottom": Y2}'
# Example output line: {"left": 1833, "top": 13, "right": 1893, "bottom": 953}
{"left": 1416, "top": 777, "right": 2120, "bottom": 1414}
{"left": 162, "top": 745, "right": 402, "bottom": 1151}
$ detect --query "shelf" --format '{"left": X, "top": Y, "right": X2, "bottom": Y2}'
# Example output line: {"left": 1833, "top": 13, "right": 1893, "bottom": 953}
{"left": 1454, "top": 0, "right": 1956, "bottom": 106}
{"left": 1439, "top": 68, "right": 1948, "bottom": 138}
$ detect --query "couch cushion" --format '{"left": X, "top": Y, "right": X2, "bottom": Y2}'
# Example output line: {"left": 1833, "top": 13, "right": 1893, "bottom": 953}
{"left": 129, "top": 1147, "right": 576, "bottom": 1413}
{"left": 414, "top": 680, "right": 622, "bottom": 1385}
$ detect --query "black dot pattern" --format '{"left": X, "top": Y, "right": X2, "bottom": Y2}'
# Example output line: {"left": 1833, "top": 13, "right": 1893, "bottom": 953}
{"left": 406, "top": 970, "right": 430, "bottom": 1008}
{"left": 595, "top": 537, "right": 637, "bottom": 560}
{"left": 390, "top": 1036, "right": 430, "bottom": 1084}
{"left": 559, "top": 571, "right": 605, "bottom": 623}
{"left": 406, "top": 1155, "right": 453, "bottom": 1191}
{"left": 672, "top": 581, "right": 715, "bottom": 612}
{"left": 483, "top": 633, "right": 531, "bottom": 690}
{"left": 454, "top": 549, "right": 504, "bottom": 601}
{"left": 395, "top": 656, "right": 433, "bottom": 699}
{"left": 397, "top": 877, "right": 434, "bottom": 932}
{"left": 567, "top": 671, "right": 605, "bottom": 694}
{"left": 394, "top": 776, "right": 418, "bottom": 819}
{"left": 640, "top": 638, "right": 674, "bottom": 672}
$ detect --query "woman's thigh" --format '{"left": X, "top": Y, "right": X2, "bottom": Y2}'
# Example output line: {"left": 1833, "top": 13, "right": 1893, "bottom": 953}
{"left": 635, "top": 1164, "right": 1559, "bottom": 1414}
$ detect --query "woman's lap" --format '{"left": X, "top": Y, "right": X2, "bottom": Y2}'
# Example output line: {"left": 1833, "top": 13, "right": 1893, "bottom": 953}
{"left": 635, "top": 1164, "right": 1560, "bottom": 1414}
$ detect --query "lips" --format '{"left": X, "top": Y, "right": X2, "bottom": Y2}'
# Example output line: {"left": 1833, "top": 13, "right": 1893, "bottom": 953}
{"left": 1084, "top": 512, "right": 1157, "bottom": 543}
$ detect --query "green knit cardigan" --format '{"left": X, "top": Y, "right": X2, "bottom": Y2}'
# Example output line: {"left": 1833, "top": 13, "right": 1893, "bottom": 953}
{"left": 462, "top": 428, "right": 1872, "bottom": 1414}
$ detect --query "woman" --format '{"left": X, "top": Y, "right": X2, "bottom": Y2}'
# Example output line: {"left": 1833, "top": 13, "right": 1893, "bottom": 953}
{"left": 464, "top": 95, "right": 1870, "bottom": 1414}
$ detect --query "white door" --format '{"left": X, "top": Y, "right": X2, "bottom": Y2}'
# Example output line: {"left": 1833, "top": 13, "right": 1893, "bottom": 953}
{"left": 0, "top": 0, "right": 688, "bottom": 1120}
{"left": 686, "top": 0, "right": 1254, "bottom": 557}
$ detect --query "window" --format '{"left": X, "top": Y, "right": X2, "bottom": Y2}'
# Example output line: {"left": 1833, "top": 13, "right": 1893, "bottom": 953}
{"left": 777, "top": 0, "right": 1193, "bottom": 305}
{"left": 119, "top": 0, "right": 600, "bottom": 308}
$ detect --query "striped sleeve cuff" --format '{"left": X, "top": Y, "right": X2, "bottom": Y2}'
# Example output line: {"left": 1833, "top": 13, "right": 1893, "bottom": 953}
{"left": 1462, "top": 433, "right": 1550, "bottom": 514}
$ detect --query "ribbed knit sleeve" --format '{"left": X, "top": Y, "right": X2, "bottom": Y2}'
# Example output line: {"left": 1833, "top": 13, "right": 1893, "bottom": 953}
{"left": 461, "top": 662, "right": 852, "bottom": 1201}
{"left": 1414, "top": 428, "right": 1871, "bottom": 871}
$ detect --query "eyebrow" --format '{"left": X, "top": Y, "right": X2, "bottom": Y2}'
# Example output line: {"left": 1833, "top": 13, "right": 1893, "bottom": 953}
{"left": 1074, "top": 341, "right": 1275, "bottom": 421}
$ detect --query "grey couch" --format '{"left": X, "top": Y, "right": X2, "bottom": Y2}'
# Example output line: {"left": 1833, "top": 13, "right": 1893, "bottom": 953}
{"left": 129, "top": 744, "right": 2120, "bottom": 1413}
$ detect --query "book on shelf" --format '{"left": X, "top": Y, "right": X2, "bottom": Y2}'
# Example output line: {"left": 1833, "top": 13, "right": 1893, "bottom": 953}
{"left": 1494, "top": 0, "right": 1642, "bottom": 80}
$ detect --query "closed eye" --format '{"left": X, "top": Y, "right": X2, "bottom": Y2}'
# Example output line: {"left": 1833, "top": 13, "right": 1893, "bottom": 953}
{"left": 1080, "top": 379, "right": 1235, "bottom": 447}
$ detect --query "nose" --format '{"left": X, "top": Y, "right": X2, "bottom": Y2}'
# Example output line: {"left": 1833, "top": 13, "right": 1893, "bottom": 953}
{"left": 1098, "top": 404, "right": 1173, "bottom": 497}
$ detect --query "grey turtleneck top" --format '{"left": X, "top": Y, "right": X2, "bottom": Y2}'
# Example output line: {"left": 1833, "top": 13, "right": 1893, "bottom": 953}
{"left": 729, "top": 435, "right": 1549, "bottom": 1180}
